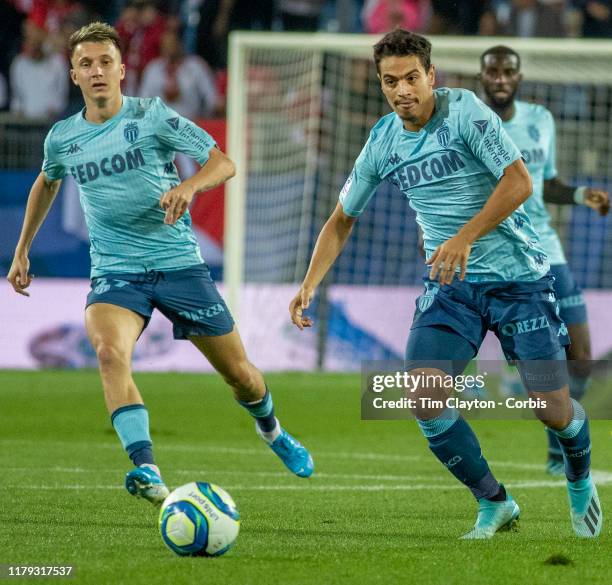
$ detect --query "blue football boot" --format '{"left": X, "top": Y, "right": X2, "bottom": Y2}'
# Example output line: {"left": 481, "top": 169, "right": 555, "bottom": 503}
{"left": 461, "top": 487, "right": 520, "bottom": 540}
{"left": 125, "top": 465, "right": 170, "bottom": 507}
{"left": 257, "top": 423, "right": 314, "bottom": 478}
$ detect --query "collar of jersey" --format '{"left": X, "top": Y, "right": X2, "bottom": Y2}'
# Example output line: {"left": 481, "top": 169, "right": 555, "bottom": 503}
{"left": 398, "top": 93, "right": 442, "bottom": 137}
{"left": 80, "top": 95, "right": 129, "bottom": 127}
{"left": 501, "top": 100, "right": 525, "bottom": 126}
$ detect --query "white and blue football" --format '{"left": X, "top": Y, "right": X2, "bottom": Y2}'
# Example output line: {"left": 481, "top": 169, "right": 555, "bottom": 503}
{"left": 159, "top": 482, "right": 240, "bottom": 557}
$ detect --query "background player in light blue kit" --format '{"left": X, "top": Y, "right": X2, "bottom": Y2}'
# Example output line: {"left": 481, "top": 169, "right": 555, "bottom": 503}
{"left": 479, "top": 45, "right": 610, "bottom": 475}
{"left": 7, "top": 22, "right": 313, "bottom": 507}
{"left": 289, "top": 29, "right": 602, "bottom": 538}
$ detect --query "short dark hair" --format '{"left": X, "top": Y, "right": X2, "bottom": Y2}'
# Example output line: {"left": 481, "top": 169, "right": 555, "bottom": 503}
{"left": 480, "top": 45, "right": 521, "bottom": 70}
{"left": 69, "top": 21, "right": 121, "bottom": 58}
{"left": 373, "top": 29, "right": 432, "bottom": 73}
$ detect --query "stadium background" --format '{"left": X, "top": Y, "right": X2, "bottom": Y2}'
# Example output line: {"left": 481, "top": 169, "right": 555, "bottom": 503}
{"left": 2, "top": 3, "right": 612, "bottom": 583}
{"left": 2, "top": 0, "right": 612, "bottom": 372}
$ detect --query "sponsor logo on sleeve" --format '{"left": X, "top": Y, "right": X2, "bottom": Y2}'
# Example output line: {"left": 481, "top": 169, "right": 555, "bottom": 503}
{"left": 166, "top": 117, "right": 180, "bottom": 131}
{"left": 340, "top": 170, "right": 355, "bottom": 201}
{"left": 472, "top": 120, "right": 489, "bottom": 135}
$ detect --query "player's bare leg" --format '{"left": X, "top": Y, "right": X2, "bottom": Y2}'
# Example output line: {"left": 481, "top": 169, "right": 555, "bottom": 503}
{"left": 190, "top": 328, "right": 314, "bottom": 477}
{"left": 86, "top": 303, "right": 169, "bottom": 505}
{"left": 85, "top": 303, "right": 144, "bottom": 413}
{"left": 409, "top": 367, "right": 519, "bottom": 540}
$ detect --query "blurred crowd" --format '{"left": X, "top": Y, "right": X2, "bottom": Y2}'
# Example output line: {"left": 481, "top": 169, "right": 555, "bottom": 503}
{"left": 1, "top": 0, "right": 611, "bottom": 121}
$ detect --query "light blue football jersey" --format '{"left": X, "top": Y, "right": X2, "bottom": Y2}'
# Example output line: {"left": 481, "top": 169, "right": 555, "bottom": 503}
{"left": 42, "top": 96, "right": 216, "bottom": 277}
{"left": 502, "top": 100, "right": 565, "bottom": 265}
{"left": 339, "top": 88, "right": 549, "bottom": 282}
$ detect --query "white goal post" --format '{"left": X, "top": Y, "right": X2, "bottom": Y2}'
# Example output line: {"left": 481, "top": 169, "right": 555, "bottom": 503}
{"left": 225, "top": 32, "right": 612, "bottom": 322}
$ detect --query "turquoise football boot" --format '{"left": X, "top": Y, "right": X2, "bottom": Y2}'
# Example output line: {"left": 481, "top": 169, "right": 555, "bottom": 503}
{"left": 257, "top": 424, "right": 314, "bottom": 478}
{"left": 125, "top": 465, "right": 170, "bottom": 507}
{"left": 567, "top": 474, "right": 603, "bottom": 537}
{"left": 461, "top": 487, "right": 520, "bottom": 540}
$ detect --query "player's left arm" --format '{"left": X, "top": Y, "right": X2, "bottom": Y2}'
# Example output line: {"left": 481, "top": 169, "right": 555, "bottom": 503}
{"left": 428, "top": 159, "right": 532, "bottom": 284}
{"left": 541, "top": 110, "right": 609, "bottom": 215}
{"left": 160, "top": 148, "right": 235, "bottom": 225}
{"left": 543, "top": 180, "right": 610, "bottom": 217}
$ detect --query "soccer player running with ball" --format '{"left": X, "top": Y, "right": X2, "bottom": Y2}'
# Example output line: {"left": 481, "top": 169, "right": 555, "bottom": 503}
{"left": 478, "top": 46, "right": 609, "bottom": 475}
{"left": 7, "top": 22, "right": 313, "bottom": 507}
{"left": 289, "top": 30, "right": 602, "bottom": 538}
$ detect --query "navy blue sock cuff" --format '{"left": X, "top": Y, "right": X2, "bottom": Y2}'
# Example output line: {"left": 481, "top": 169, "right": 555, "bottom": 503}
{"left": 126, "top": 440, "right": 153, "bottom": 457}
{"left": 111, "top": 403, "right": 147, "bottom": 425}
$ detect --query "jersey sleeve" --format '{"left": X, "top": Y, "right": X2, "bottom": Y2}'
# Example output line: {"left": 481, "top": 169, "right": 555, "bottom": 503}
{"left": 41, "top": 125, "right": 67, "bottom": 181}
{"left": 338, "top": 137, "right": 382, "bottom": 217}
{"left": 153, "top": 98, "right": 216, "bottom": 165}
{"left": 458, "top": 92, "right": 521, "bottom": 179}
{"left": 543, "top": 110, "right": 558, "bottom": 180}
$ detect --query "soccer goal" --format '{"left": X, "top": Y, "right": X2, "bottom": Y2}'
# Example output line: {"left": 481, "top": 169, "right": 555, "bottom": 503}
{"left": 225, "top": 32, "right": 612, "bottom": 335}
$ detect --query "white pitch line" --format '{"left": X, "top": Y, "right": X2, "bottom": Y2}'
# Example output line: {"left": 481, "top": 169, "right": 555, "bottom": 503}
{"left": 2, "top": 440, "right": 612, "bottom": 477}
{"left": 3, "top": 467, "right": 446, "bottom": 483}
{"left": 0, "top": 439, "right": 422, "bottom": 462}
{"left": 0, "top": 439, "right": 607, "bottom": 481}
{"left": 8, "top": 473, "right": 612, "bottom": 492}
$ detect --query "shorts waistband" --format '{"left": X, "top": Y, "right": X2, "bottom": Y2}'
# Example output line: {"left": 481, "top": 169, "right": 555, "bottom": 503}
{"left": 92, "top": 263, "right": 208, "bottom": 284}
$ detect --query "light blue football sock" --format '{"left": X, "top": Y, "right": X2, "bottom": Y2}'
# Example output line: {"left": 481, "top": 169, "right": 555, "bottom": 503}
{"left": 111, "top": 404, "right": 155, "bottom": 467}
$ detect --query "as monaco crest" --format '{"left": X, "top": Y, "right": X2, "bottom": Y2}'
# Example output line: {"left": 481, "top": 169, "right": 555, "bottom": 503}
{"left": 528, "top": 125, "right": 540, "bottom": 143}
{"left": 124, "top": 122, "right": 139, "bottom": 144}
{"left": 418, "top": 282, "right": 440, "bottom": 312}
{"left": 436, "top": 123, "right": 450, "bottom": 148}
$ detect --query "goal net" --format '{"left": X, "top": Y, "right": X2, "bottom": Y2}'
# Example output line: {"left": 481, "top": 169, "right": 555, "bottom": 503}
{"left": 225, "top": 33, "right": 612, "bottom": 361}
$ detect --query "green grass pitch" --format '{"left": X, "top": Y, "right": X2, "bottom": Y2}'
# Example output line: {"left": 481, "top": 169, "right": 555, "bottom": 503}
{"left": 1, "top": 370, "right": 611, "bottom": 585}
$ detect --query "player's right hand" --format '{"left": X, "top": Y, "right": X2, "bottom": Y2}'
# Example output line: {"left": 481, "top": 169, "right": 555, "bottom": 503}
{"left": 7, "top": 254, "right": 33, "bottom": 297}
{"left": 289, "top": 286, "right": 315, "bottom": 330}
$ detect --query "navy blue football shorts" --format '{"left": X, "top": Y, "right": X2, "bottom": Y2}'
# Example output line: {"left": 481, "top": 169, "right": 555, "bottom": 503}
{"left": 85, "top": 263, "right": 235, "bottom": 339}
{"left": 405, "top": 274, "right": 570, "bottom": 386}
{"left": 550, "top": 263, "right": 587, "bottom": 326}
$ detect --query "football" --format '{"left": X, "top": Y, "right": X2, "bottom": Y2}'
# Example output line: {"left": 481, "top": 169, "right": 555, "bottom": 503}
{"left": 158, "top": 482, "right": 240, "bottom": 557}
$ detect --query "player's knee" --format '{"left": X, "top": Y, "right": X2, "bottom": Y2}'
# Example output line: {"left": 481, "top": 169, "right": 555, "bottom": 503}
{"left": 533, "top": 393, "right": 573, "bottom": 430}
{"left": 408, "top": 368, "right": 450, "bottom": 420}
{"left": 94, "top": 340, "right": 129, "bottom": 370}
{"left": 222, "top": 360, "right": 257, "bottom": 391}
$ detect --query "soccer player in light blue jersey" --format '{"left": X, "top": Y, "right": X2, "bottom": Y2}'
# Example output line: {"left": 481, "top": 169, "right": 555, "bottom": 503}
{"left": 290, "top": 29, "right": 602, "bottom": 538}
{"left": 7, "top": 22, "right": 313, "bottom": 507}
{"left": 479, "top": 46, "right": 610, "bottom": 475}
